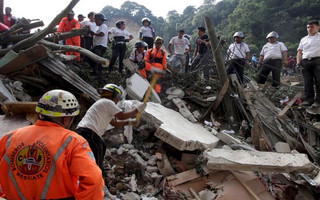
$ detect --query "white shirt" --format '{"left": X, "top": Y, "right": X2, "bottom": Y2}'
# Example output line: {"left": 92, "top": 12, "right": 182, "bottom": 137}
{"left": 80, "top": 20, "right": 97, "bottom": 32}
{"left": 298, "top": 32, "right": 320, "bottom": 59}
{"left": 109, "top": 27, "right": 131, "bottom": 37}
{"left": 139, "top": 26, "right": 154, "bottom": 38}
{"left": 93, "top": 23, "right": 108, "bottom": 47}
{"left": 169, "top": 36, "right": 190, "bottom": 55}
{"left": 77, "top": 98, "right": 122, "bottom": 137}
{"left": 227, "top": 42, "right": 250, "bottom": 59}
{"left": 129, "top": 49, "right": 147, "bottom": 62}
{"left": 260, "top": 41, "right": 287, "bottom": 60}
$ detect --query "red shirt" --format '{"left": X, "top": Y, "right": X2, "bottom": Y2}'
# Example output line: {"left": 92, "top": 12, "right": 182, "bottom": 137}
{"left": 4, "top": 14, "right": 16, "bottom": 27}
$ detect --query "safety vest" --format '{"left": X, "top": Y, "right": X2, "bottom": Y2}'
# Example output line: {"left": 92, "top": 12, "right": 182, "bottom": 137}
{"left": 57, "top": 17, "right": 80, "bottom": 33}
{"left": 145, "top": 47, "right": 167, "bottom": 71}
{"left": 0, "top": 120, "right": 104, "bottom": 200}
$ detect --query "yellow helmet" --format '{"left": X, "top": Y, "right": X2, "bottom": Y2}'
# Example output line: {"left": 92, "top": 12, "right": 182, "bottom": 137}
{"left": 35, "top": 89, "right": 80, "bottom": 117}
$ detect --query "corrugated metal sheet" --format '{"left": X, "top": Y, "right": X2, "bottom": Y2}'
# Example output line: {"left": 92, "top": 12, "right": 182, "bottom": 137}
{"left": 39, "top": 55, "right": 99, "bottom": 101}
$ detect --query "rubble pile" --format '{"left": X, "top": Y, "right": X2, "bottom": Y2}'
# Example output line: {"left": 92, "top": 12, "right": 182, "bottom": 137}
{"left": 1, "top": 2, "right": 320, "bottom": 199}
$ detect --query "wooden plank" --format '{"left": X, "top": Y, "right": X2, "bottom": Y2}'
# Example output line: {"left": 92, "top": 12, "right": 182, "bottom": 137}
{"left": 278, "top": 92, "right": 302, "bottom": 118}
{"left": 212, "top": 79, "right": 229, "bottom": 111}
{"left": 3, "top": 102, "right": 38, "bottom": 115}
{"left": 231, "top": 171, "right": 262, "bottom": 200}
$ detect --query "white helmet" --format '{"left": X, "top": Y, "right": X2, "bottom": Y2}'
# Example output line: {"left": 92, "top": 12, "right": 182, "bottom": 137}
{"left": 98, "top": 83, "right": 123, "bottom": 100}
{"left": 141, "top": 17, "right": 151, "bottom": 25}
{"left": 35, "top": 89, "right": 80, "bottom": 117}
{"left": 266, "top": 31, "right": 279, "bottom": 39}
{"left": 233, "top": 31, "right": 244, "bottom": 38}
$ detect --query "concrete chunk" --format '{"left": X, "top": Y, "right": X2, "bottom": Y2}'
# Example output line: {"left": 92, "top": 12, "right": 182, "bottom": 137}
{"left": 205, "top": 149, "right": 314, "bottom": 173}
{"left": 172, "top": 98, "right": 197, "bottom": 123}
{"left": 142, "top": 102, "right": 219, "bottom": 151}
{"left": 126, "top": 73, "right": 161, "bottom": 103}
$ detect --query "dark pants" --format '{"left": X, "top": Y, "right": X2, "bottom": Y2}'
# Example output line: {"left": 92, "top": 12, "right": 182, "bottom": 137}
{"left": 88, "top": 45, "right": 107, "bottom": 80}
{"left": 185, "top": 53, "right": 190, "bottom": 72}
{"left": 302, "top": 58, "right": 320, "bottom": 104}
{"left": 191, "top": 50, "right": 211, "bottom": 80}
{"left": 75, "top": 127, "right": 106, "bottom": 171}
{"left": 109, "top": 44, "right": 127, "bottom": 73}
{"left": 227, "top": 58, "right": 246, "bottom": 84}
{"left": 257, "top": 59, "right": 282, "bottom": 87}
{"left": 143, "top": 36, "right": 154, "bottom": 49}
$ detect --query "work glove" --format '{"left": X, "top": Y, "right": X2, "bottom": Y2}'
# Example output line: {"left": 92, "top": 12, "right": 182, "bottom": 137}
{"left": 136, "top": 103, "right": 147, "bottom": 113}
{"left": 127, "top": 118, "right": 137, "bottom": 126}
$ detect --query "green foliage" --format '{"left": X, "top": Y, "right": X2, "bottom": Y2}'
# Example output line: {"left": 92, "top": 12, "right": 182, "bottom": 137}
{"left": 101, "top": 0, "right": 320, "bottom": 56}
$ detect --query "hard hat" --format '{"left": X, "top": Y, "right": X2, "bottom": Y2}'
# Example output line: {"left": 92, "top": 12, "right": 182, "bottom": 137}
{"left": 266, "top": 31, "right": 279, "bottom": 39}
{"left": 68, "top": 10, "right": 75, "bottom": 15}
{"left": 233, "top": 31, "right": 244, "bottom": 38}
{"left": 135, "top": 41, "right": 148, "bottom": 48}
{"left": 183, "top": 34, "right": 191, "bottom": 40}
{"left": 95, "top": 13, "right": 106, "bottom": 21}
{"left": 154, "top": 36, "right": 164, "bottom": 44}
{"left": 116, "top": 20, "right": 125, "bottom": 28}
{"left": 98, "top": 84, "right": 123, "bottom": 100}
{"left": 141, "top": 17, "right": 151, "bottom": 25}
{"left": 35, "top": 89, "right": 80, "bottom": 117}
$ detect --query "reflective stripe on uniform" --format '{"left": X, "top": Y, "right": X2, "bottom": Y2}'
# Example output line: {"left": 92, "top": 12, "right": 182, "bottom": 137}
{"left": 40, "top": 136, "right": 73, "bottom": 199}
{"left": 4, "top": 133, "right": 27, "bottom": 200}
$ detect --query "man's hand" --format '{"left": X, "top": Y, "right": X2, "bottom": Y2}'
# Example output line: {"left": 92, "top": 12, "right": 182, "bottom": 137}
{"left": 136, "top": 103, "right": 147, "bottom": 113}
{"left": 296, "top": 63, "right": 302, "bottom": 71}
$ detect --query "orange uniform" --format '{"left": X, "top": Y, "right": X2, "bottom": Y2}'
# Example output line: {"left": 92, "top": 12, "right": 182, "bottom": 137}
{"left": 57, "top": 17, "right": 81, "bottom": 61}
{"left": 144, "top": 47, "right": 167, "bottom": 93}
{"left": 0, "top": 120, "right": 104, "bottom": 200}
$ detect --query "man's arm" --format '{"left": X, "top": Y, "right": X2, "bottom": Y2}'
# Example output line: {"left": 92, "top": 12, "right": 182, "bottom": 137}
{"left": 193, "top": 44, "right": 199, "bottom": 59}
{"left": 297, "top": 50, "right": 303, "bottom": 65}
{"left": 282, "top": 51, "right": 288, "bottom": 66}
{"left": 168, "top": 43, "right": 173, "bottom": 55}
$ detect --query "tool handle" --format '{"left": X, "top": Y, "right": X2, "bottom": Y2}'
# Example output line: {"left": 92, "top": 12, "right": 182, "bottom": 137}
{"left": 135, "top": 74, "right": 159, "bottom": 123}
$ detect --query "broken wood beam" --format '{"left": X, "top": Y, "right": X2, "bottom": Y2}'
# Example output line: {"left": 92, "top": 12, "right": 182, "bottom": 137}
{"left": 39, "top": 40, "right": 110, "bottom": 66}
{"left": 231, "top": 171, "right": 262, "bottom": 200}
{"left": 189, "top": 188, "right": 201, "bottom": 200}
{"left": 2, "top": 102, "right": 38, "bottom": 115}
{"left": 205, "top": 149, "right": 314, "bottom": 173}
{"left": 10, "top": 0, "right": 80, "bottom": 53}
{"left": 278, "top": 92, "right": 302, "bottom": 118}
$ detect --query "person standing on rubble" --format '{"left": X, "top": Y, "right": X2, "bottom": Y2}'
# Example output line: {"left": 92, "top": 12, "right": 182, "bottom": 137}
{"left": 87, "top": 13, "right": 108, "bottom": 82}
{"left": 139, "top": 17, "right": 155, "bottom": 49}
{"left": 108, "top": 20, "right": 133, "bottom": 75}
{"left": 57, "top": 10, "right": 81, "bottom": 61}
{"left": 81, "top": 12, "right": 97, "bottom": 51}
{"left": 129, "top": 41, "right": 148, "bottom": 77}
{"left": 0, "top": 89, "right": 104, "bottom": 199}
{"left": 226, "top": 31, "right": 250, "bottom": 84}
{"left": 76, "top": 83, "right": 146, "bottom": 171}
{"left": 257, "top": 31, "right": 288, "bottom": 88}
{"left": 184, "top": 34, "right": 192, "bottom": 72}
{"left": 168, "top": 30, "right": 191, "bottom": 73}
{"left": 4, "top": 7, "right": 16, "bottom": 28}
{"left": 191, "top": 27, "right": 210, "bottom": 80}
{"left": 144, "top": 36, "right": 167, "bottom": 93}
{"left": 297, "top": 20, "right": 320, "bottom": 110}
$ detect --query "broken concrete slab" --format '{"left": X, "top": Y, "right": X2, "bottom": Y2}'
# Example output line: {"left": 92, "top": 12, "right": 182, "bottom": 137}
{"left": 0, "top": 78, "right": 16, "bottom": 102}
{"left": 165, "top": 87, "right": 185, "bottom": 99}
{"left": 142, "top": 102, "right": 219, "bottom": 151}
{"left": 172, "top": 98, "right": 197, "bottom": 123}
{"left": 275, "top": 142, "right": 291, "bottom": 153}
{"left": 205, "top": 149, "right": 314, "bottom": 173}
{"left": 126, "top": 73, "right": 161, "bottom": 103}
{"left": 216, "top": 130, "right": 242, "bottom": 146}
{"left": 0, "top": 115, "right": 32, "bottom": 139}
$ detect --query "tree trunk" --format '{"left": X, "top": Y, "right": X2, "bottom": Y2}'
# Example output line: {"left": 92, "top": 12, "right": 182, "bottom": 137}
{"left": 204, "top": 16, "right": 237, "bottom": 128}
{"left": 10, "top": 0, "right": 80, "bottom": 52}
{"left": 39, "top": 39, "right": 109, "bottom": 66}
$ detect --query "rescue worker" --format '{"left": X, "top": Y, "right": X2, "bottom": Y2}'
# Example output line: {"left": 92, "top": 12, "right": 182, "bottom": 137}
{"left": 4, "top": 7, "right": 16, "bottom": 27}
{"left": 184, "top": 34, "right": 192, "bottom": 72}
{"left": 168, "top": 29, "right": 191, "bottom": 73}
{"left": 226, "top": 31, "right": 250, "bottom": 84}
{"left": 108, "top": 20, "right": 133, "bottom": 75}
{"left": 144, "top": 36, "right": 167, "bottom": 93}
{"left": 191, "top": 27, "right": 210, "bottom": 80}
{"left": 139, "top": 17, "right": 155, "bottom": 49}
{"left": 297, "top": 20, "right": 320, "bottom": 110}
{"left": 81, "top": 12, "right": 97, "bottom": 51}
{"left": 87, "top": 13, "right": 108, "bottom": 82}
{"left": 129, "top": 41, "right": 148, "bottom": 77}
{"left": 77, "top": 14, "right": 86, "bottom": 23}
{"left": 257, "top": 31, "right": 287, "bottom": 88}
{"left": 0, "top": 89, "right": 104, "bottom": 199}
{"left": 57, "top": 10, "right": 81, "bottom": 61}
{"left": 76, "top": 83, "right": 146, "bottom": 171}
